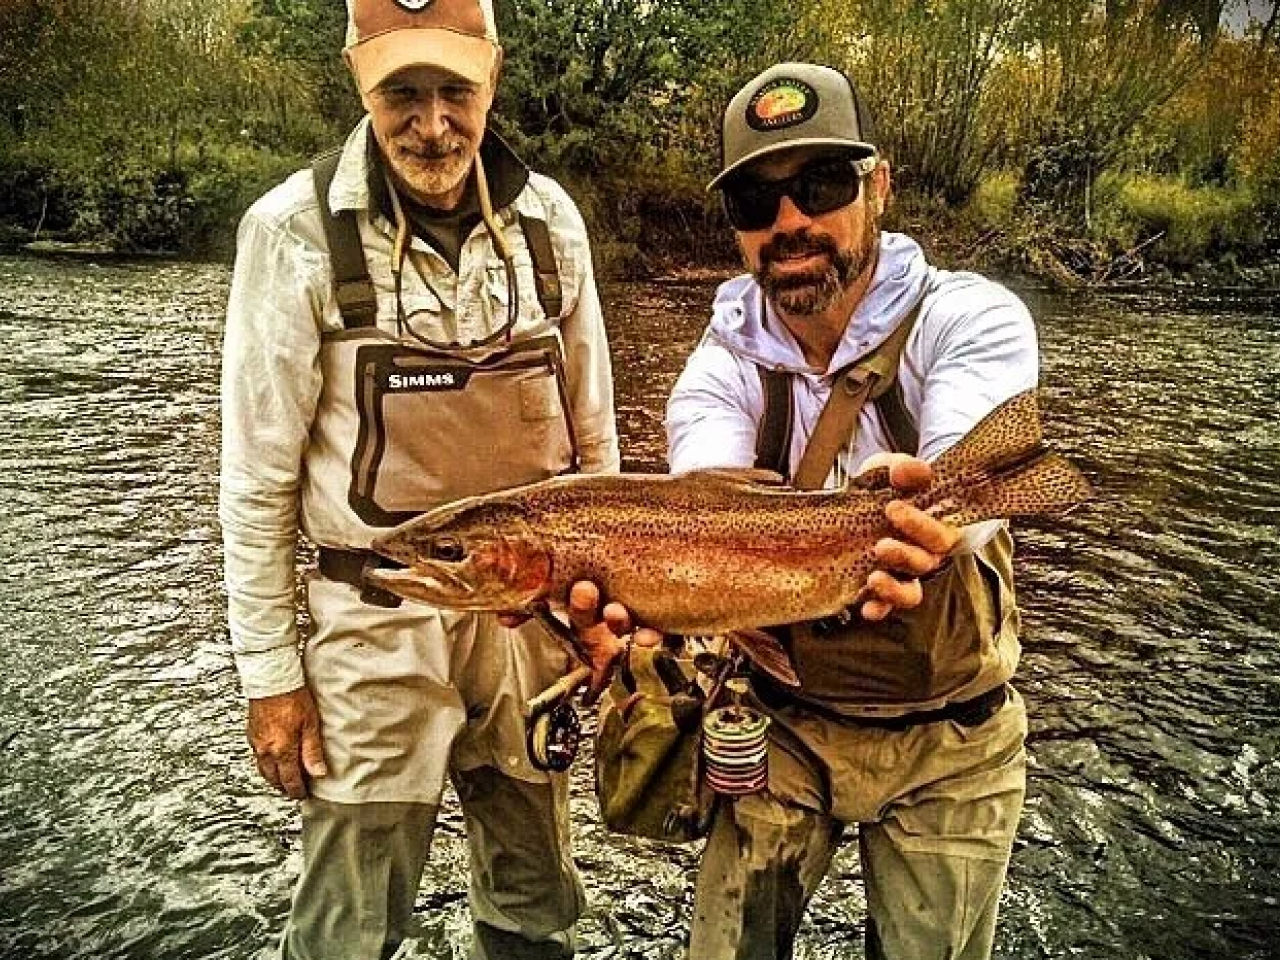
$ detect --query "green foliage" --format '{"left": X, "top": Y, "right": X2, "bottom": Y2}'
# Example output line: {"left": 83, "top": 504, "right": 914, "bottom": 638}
{"left": 0, "top": 142, "right": 80, "bottom": 235}
{"left": 1092, "top": 172, "right": 1265, "bottom": 265}
{"left": 0, "top": 0, "right": 1275, "bottom": 273}
{"left": 490, "top": 0, "right": 819, "bottom": 177}
{"left": 967, "top": 171, "right": 1021, "bottom": 227}
{"left": 238, "top": 0, "right": 361, "bottom": 134}
{"left": 839, "top": 0, "right": 1026, "bottom": 204}
{"left": 1014, "top": 0, "right": 1226, "bottom": 221}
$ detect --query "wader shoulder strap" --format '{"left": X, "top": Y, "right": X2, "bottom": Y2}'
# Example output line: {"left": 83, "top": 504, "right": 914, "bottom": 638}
{"left": 790, "top": 366, "right": 876, "bottom": 490}
{"left": 312, "top": 150, "right": 564, "bottom": 327}
{"left": 763, "top": 300, "right": 925, "bottom": 491}
{"left": 311, "top": 149, "right": 378, "bottom": 329}
{"left": 860, "top": 301, "right": 923, "bottom": 456}
{"left": 754, "top": 366, "right": 794, "bottom": 476}
{"left": 518, "top": 212, "right": 564, "bottom": 319}
{"left": 876, "top": 379, "right": 919, "bottom": 456}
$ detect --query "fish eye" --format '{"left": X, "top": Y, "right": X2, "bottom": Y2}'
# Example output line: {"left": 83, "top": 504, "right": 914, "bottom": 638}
{"left": 430, "top": 537, "right": 466, "bottom": 563}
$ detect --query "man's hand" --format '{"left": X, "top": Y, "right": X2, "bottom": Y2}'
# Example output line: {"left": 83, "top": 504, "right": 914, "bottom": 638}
{"left": 858, "top": 453, "right": 959, "bottom": 621}
{"left": 246, "top": 688, "right": 328, "bottom": 800}
{"left": 565, "top": 581, "right": 663, "bottom": 704}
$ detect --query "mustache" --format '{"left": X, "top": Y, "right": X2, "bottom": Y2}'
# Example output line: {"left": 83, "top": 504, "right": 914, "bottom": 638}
{"left": 759, "top": 229, "right": 841, "bottom": 269}
{"left": 397, "top": 136, "right": 467, "bottom": 160}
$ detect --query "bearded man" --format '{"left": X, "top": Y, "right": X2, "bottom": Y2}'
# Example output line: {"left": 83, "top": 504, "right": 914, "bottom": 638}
{"left": 667, "top": 61, "right": 1038, "bottom": 960}
{"left": 571, "top": 62, "right": 1040, "bottom": 960}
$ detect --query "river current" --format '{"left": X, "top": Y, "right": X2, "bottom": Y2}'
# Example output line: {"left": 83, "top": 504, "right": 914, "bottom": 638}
{"left": 0, "top": 253, "right": 1276, "bottom": 959}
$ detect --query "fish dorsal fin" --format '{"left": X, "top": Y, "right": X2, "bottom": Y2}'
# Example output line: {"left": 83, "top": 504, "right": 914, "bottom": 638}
{"left": 685, "top": 468, "right": 789, "bottom": 488}
{"left": 850, "top": 464, "right": 892, "bottom": 491}
{"left": 931, "top": 390, "right": 1044, "bottom": 481}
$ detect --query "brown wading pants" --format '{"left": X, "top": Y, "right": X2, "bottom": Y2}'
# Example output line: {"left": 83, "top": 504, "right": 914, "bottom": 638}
{"left": 278, "top": 574, "right": 585, "bottom": 960}
{"left": 689, "top": 687, "right": 1028, "bottom": 960}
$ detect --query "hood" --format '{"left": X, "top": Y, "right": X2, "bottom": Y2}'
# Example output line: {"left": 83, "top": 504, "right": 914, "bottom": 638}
{"left": 705, "top": 232, "right": 932, "bottom": 375}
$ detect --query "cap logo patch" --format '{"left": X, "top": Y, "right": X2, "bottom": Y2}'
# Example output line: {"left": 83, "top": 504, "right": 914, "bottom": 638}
{"left": 746, "top": 79, "right": 818, "bottom": 131}
{"left": 395, "top": 0, "right": 433, "bottom": 10}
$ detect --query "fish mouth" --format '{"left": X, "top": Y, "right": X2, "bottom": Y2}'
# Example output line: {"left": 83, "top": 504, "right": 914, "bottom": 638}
{"left": 364, "top": 561, "right": 500, "bottom": 609}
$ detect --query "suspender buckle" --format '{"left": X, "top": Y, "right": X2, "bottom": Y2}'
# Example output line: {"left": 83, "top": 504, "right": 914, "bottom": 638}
{"left": 335, "top": 279, "right": 379, "bottom": 327}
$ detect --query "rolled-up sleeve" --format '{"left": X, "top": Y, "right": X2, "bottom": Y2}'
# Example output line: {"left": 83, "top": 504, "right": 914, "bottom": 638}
{"left": 219, "top": 209, "right": 326, "bottom": 698}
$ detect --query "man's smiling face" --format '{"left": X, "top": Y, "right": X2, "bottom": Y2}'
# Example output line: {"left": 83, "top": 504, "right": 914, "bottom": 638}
{"left": 364, "top": 63, "right": 494, "bottom": 210}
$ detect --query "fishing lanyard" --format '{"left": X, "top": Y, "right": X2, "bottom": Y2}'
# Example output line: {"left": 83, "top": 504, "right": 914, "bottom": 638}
{"left": 385, "top": 153, "right": 519, "bottom": 352}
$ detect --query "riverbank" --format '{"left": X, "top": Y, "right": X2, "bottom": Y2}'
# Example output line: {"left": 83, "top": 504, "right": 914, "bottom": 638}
{"left": 4, "top": 197, "right": 1278, "bottom": 292}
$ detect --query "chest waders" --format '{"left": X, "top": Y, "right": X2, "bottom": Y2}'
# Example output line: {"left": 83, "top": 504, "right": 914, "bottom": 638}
{"left": 752, "top": 303, "right": 1020, "bottom": 716}
{"left": 308, "top": 150, "right": 581, "bottom": 606}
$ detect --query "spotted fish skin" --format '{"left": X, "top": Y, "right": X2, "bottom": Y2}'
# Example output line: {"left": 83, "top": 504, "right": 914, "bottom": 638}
{"left": 367, "top": 390, "right": 1092, "bottom": 634}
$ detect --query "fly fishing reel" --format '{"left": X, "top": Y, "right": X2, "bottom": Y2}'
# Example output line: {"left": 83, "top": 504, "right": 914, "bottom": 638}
{"left": 525, "top": 662, "right": 592, "bottom": 772}
{"left": 527, "top": 700, "right": 581, "bottom": 772}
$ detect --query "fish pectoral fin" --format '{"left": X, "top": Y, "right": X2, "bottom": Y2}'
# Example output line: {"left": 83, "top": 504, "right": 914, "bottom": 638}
{"left": 727, "top": 628, "right": 801, "bottom": 688}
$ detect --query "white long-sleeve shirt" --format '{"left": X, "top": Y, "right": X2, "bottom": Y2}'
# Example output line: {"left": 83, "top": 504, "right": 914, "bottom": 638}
{"left": 220, "top": 120, "right": 619, "bottom": 698}
{"left": 666, "top": 232, "right": 1039, "bottom": 549}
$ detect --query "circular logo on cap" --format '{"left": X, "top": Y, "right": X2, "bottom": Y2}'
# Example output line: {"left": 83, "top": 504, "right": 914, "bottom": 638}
{"left": 746, "top": 78, "right": 818, "bottom": 131}
{"left": 395, "top": 0, "right": 433, "bottom": 10}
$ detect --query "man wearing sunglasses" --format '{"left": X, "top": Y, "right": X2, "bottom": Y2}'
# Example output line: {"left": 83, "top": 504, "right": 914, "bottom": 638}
{"left": 572, "top": 62, "right": 1039, "bottom": 959}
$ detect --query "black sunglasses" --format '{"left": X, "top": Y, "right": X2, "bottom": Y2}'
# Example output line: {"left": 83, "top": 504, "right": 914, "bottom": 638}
{"left": 721, "top": 154, "right": 879, "bottom": 232}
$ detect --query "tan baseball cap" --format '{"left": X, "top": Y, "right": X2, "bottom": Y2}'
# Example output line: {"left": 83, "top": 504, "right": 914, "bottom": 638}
{"left": 709, "top": 63, "right": 877, "bottom": 190}
{"left": 344, "top": 0, "right": 500, "bottom": 94}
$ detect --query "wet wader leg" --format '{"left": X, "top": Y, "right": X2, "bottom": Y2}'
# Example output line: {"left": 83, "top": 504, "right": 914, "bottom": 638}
{"left": 859, "top": 704, "right": 1028, "bottom": 960}
{"left": 689, "top": 792, "right": 843, "bottom": 960}
{"left": 860, "top": 812, "right": 1018, "bottom": 960}
{"left": 281, "top": 798, "right": 437, "bottom": 960}
{"left": 453, "top": 764, "right": 584, "bottom": 960}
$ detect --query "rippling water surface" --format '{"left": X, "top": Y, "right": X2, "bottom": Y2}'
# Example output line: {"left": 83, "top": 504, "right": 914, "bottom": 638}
{"left": 0, "top": 254, "right": 1276, "bottom": 959}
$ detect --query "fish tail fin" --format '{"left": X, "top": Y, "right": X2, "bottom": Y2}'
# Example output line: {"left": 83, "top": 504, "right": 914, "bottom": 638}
{"left": 936, "top": 451, "right": 1093, "bottom": 526}
{"left": 931, "top": 390, "right": 1044, "bottom": 482}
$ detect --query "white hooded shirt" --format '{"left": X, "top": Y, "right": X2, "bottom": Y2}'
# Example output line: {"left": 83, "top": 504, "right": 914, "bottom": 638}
{"left": 666, "top": 232, "right": 1039, "bottom": 551}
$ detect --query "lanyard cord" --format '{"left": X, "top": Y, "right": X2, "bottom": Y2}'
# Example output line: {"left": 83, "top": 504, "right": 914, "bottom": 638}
{"left": 385, "top": 155, "right": 519, "bottom": 352}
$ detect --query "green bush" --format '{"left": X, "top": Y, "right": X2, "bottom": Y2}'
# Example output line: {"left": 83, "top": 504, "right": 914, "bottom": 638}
{"left": 966, "top": 171, "right": 1020, "bottom": 228}
{"left": 0, "top": 144, "right": 82, "bottom": 234}
{"left": 70, "top": 160, "right": 190, "bottom": 252}
{"left": 182, "top": 146, "right": 307, "bottom": 256}
{"left": 1092, "top": 173, "right": 1265, "bottom": 266}
{"left": 0, "top": 136, "right": 306, "bottom": 255}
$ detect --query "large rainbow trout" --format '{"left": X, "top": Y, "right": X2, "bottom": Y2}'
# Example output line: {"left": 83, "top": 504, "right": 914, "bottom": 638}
{"left": 366, "top": 390, "right": 1091, "bottom": 683}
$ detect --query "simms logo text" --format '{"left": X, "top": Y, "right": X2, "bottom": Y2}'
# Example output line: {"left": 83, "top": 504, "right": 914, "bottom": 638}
{"left": 385, "top": 369, "right": 470, "bottom": 391}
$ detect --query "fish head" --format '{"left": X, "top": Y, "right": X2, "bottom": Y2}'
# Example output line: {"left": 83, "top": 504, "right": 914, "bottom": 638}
{"left": 366, "top": 499, "right": 553, "bottom": 613}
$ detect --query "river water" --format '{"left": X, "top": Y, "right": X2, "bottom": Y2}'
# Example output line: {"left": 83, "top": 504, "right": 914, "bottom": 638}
{"left": 0, "top": 253, "right": 1276, "bottom": 960}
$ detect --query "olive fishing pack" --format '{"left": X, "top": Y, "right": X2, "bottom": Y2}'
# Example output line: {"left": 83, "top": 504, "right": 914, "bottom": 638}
{"left": 595, "top": 644, "right": 717, "bottom": 842}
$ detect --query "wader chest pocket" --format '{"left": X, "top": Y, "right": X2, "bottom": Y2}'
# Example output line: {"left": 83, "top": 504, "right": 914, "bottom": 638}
{"left": 350, "top": 335, "right": 577, "bottom": 527}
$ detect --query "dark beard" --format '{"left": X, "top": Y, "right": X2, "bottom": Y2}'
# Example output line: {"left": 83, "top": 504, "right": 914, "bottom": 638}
{"left": 756, "top": 220, "right": 877, "bottom": 316}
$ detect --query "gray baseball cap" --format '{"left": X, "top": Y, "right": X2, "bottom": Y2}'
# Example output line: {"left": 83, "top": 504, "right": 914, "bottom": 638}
{"left": 709, "top": 63, "right": 877, "bottom": 191}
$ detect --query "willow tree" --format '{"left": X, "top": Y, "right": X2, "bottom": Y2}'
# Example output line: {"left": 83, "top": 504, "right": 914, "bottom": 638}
{"left": 826, "top": 0, "right": 1028, "bottom": 204}
{"left": 1016, "top": 0, "right": 1226, "bottom": 224}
